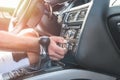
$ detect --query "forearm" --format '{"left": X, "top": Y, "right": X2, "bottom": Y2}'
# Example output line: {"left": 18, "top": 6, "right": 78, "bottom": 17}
{"left": 0, "top": 31, "right": 40, "bottom": 53}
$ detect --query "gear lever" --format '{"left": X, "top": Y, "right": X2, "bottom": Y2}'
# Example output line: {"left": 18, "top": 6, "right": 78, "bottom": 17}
{"left": 29, "top": 36, "right": 51, "bottom": 70}
{"left": 39, "top": 36, "right": 50, "bottom": 59}
{"left": 1, "top": 36, "right": 51, "bottom": 80}
{"left": 38, "top": 36, "right": 51, "bottom": 69}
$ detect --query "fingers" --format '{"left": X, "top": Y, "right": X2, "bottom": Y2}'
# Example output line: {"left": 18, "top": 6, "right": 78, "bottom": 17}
{"left": 54, "top": 45, "right": 67, "bottom": 56}
{"left": 48, "top": 36, "right": 67, "bottom": 61}
{"left": 50, "top": 36, "right": 67, "bottom": 44}
{"left": 49, "top": 47, "right": 65, "bottom": 60}
{"left": 49, "top": 47, "right": 66, "bottom": 60}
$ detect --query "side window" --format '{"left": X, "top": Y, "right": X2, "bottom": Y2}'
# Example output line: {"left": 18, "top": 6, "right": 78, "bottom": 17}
{"left": 0, "top": 0, "right": 20, "bottom": 31}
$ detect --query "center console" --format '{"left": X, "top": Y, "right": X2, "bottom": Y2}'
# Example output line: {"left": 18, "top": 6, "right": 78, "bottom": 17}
{"left": 60, "top": 2, "right": 90, "bottom": 54}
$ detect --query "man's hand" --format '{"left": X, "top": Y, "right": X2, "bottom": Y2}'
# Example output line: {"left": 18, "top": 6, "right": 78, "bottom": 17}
{"left": 48, "top": 36, "right": 67, "bottom": 61}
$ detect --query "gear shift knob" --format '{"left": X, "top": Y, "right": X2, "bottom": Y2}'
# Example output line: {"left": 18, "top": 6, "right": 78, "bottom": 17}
{"left": 39, "top": 36, "right": 50, "bottom": 53}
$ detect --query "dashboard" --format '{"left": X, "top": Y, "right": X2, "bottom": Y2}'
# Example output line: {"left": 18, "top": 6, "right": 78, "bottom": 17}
{"left": 60, "top": 2, "right": 91, "bottom": 54}
{"left": 64, "top": 7, "right": 87, "bottom": 23}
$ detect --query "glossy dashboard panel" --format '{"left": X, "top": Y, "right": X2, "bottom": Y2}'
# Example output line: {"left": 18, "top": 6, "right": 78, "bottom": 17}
{"left": 64, "top": 7, "right": 88, "bottom": 23}
{"left": 60, "top": 2, "right": 92, "bottom": 53}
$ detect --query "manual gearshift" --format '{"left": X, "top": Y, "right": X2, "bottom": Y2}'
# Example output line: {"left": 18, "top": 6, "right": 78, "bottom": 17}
{"left": 29, "top": 36, "right": 51, "bottom": 70}
{"left": 2, "top": 36, "right": 65, "bottom": 80}
{"left": 39, "top": 36, "right": 50, "bottom": 59}
{"left": 1, "top": 36, "right": 51, "bottom": 80}
{"left": 38, "top": 36, "right": 51, "bottom": 69}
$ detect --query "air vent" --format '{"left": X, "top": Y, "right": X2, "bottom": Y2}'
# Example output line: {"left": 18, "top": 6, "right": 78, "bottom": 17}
{"left": 67, "top": 11, "right": 78, "bottom": 22}
{"left": 76, "top": 8, "right": 87, "bottom": 21}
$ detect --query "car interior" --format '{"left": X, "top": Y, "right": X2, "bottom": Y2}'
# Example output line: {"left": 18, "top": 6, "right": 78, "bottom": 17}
{"left": 0, "top": 0, "right": 120, "bottom": 80}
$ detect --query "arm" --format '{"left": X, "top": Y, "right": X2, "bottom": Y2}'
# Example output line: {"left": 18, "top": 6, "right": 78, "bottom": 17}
{"left": 11, "top": 28, "right": 67, "bottom": 64}
{"left": 0, "top": 28, "right": 67, "bottom": 64}
{"left": 0, "top": 31, "right": 40, "bottom": 53}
